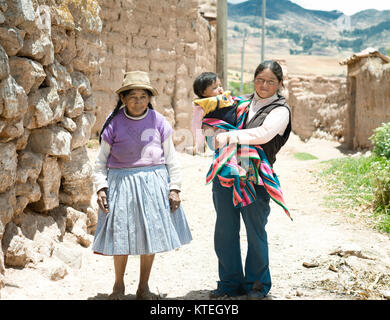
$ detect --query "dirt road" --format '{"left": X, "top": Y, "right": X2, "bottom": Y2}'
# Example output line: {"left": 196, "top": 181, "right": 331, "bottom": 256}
{"left": 2, "top": 133, "right": 390, "bottom": 300}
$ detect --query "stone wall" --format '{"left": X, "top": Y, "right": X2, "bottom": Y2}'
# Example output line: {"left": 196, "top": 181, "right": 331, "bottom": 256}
{"left": 91, "top": 0, "right": 217, "bottom": 152}
{"left": 287, "top": 75, "right": 348, "bottom": 141}
{"left": 0, "top": 0, "right": 102, "bottom": 289}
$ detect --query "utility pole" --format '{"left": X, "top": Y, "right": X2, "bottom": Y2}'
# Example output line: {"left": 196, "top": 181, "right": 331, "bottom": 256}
{"left": 217, "top": 0, "right": 227, "bottom": 88}
{"left": 261, "top": 0, "right": 266, "bottom": 62}
{"left": 240, "top": 29, "right": 248, "bottom": 94}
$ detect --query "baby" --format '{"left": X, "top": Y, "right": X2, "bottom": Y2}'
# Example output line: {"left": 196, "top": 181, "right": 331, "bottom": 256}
{"left": 192, "top": 72, "right": 236, "bottom": 152}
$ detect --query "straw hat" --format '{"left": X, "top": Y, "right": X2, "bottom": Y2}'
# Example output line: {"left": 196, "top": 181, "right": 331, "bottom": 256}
{"left": 115, "top": 71, "right": 158, "bottom": 96}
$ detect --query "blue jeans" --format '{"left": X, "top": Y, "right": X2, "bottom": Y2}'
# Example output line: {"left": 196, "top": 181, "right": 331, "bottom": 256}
{"left": 212, "top": 178, "right": 271, "bottom": 296}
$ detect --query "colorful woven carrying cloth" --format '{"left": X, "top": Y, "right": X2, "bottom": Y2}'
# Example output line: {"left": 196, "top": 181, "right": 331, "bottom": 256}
{"left": 203, "top": 95, "right": 292, "bottom": 221}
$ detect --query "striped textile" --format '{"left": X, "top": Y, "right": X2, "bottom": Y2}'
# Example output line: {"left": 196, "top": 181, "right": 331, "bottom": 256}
{"left": 203, "top": 96, "right": 292, "bottom": 221}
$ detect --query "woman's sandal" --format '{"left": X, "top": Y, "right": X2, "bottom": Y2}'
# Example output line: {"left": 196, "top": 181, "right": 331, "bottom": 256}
{"left": 108, "top": 291, "right": 125, "bottom": 300}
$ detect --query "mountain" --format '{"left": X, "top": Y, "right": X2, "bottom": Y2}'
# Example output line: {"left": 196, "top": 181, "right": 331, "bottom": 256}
{"left": 228, "top": 0, "right": 342, "bottom": 21}
{"left": 227, "top": 0, "right": 390, "bottom": 57}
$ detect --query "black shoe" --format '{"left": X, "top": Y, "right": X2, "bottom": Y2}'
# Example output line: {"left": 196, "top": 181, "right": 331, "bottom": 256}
{"left": 209, "top": 289, "right": 229, "bottom": 299}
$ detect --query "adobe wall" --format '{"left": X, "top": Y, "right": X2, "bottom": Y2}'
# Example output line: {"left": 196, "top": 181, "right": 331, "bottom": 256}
{"left": 287, "top": 75, "right": 348, "bottom": 141}
{"left": 351, "top": 58, "right": 390, "bottom": 149}
{"left": 91, "top": 0, "right": 217, "bottom": 152}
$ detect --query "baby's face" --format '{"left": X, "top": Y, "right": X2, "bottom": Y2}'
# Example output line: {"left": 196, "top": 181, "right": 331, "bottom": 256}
{"left": 202, "top": 78, "right": 224, "bottom": 97}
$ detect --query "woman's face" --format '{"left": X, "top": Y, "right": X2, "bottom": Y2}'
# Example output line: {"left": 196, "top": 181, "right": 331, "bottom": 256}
{"left": 121, "top": 89, "right": 151, "bottom": 117}
{"left": 254, "top": 68, "right": 281, "bottom": 99}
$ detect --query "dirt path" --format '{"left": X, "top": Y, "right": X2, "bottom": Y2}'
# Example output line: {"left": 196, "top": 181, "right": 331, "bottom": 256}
{"left": 2, "top": 133, "right": 390, "bottom": 300}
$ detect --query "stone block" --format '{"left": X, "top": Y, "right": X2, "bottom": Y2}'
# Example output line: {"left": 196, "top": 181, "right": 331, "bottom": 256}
{"left": 28, "top": 126, "right": 72, "bottom": 160}
{"left": 29, "top": 156, "right": 61, "bottom": 212}
{"left": 59, "top": 146, "right": 94, "bottom": 206}
{"left": 0, "top": 26, "right": 24, "bottom": 56}
{"left": 0, "top": 44, "right": 9, "bottom": 81}
{"left": 0, "top": 75, "right": 28, "bottom": 120}
{"left": 9, "top": 56, "right": 45, "bottom": 95}
{"left": 0, "top": 142, "right": 17, "bottom": 193}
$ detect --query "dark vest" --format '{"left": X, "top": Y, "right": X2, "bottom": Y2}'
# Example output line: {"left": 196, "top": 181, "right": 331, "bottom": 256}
{"left": 242, "top": 94, "right": 292, "bottom": 166}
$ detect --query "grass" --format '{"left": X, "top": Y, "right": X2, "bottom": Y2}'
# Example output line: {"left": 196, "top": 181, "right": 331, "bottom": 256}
{"left": 294, "top": 152, "right": 318, "bottom": 160}
{"left": 318, "top": 155, "right": 390, "bottom": 233}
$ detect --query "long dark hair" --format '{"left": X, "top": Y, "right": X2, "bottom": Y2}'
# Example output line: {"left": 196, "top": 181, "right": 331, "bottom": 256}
{"left": 254, "top": 60, "right": 284, "bottom": 94}
{"left": 98, "top": 89, "right": 154, "bottom": 143}
{"left": 193, "top": 72, "right": 218, "bottom": 98}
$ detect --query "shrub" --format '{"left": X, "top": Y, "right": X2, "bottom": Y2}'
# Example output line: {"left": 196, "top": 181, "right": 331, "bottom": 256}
{"left": 369, "top": 122, "right": 390, "bottom": 159}
{"left": 369, "top": 123, "right": 390, "bottom": 232}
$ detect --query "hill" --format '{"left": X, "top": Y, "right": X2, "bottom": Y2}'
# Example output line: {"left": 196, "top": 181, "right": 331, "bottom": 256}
{"left": 227, "top": 0, "right": 390, "bottom": 57}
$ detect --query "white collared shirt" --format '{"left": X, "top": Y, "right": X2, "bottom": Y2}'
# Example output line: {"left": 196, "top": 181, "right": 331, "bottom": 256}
{"left": 232, "top": 92, "right": 290, "bottom": 145}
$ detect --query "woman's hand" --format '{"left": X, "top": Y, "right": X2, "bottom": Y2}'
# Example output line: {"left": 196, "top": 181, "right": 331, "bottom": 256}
{"left": 97, "top": 188, "right": 109, "bottom": 213}
{"left": 169, "top": 189, "right": 181, "bottom": 213}
{"left": 216, "top": 131, "right": 239, "bottom": 148}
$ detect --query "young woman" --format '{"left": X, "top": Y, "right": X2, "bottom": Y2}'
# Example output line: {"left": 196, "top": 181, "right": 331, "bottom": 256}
{"left": 210, "top": 60, "right": 292, "bottom": 299}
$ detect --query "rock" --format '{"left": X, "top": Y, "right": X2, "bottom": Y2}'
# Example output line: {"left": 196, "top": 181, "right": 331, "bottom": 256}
{"left": 0, "top": 0, "right": 7, "bottom": 12}
{"left": 303, "top": 259, "right": 320, "bottom": 268}
{"left": 25, "top": 85, "right": 61, "bottom": 129}
{"left": 0, "top": 188, "right": 16, "bottom": 226}
{"left": 16, "top": 150, "right": 43, "bottom": 184}
{"left": 64, "top": 206, "right": 82, "bottom": 231}
{"left": 51, "top": 25, "right": 67, "bottom": 54}
{"left": 60, "top": 116, "right": 77, "bottom": 132}
{"left": 0, "top": 75, "right": 28, "bottom": 120}
{"left": 0, "top": 26, "right": 24, "bottom": 56}
{"left": 71, "top": 112, "right": 96, "bottom": 150}
{"left": 329, "top": 264, "right": 338, "bottom": 272}
{"left": 0, "top": 142, "right": 17, "bottom": 193}
{"left": 62, "top": 88, "right": 84, "bottom": 118}
{"left": 4, "top": 0, "right": 35, "bottom": 29}
{"left": 15, "top": 127, "right": 30, "bottom": 150}
{"left": 83, "top": 94, "right": 96, "bottom": 112}
{"left": 28, "top": 126, "right": 72, "bottom": 160}
{"left": 2, "top": 222, "right": 41, "bottom": 268}
{"left": 44, "top": 60, "right": 72, "bottom": 93}
{"left": 29, "top": 156, "right": 61, "bottom": 212}
{"left": 9, "top": 56, "right": 45, "bottom": 95}
{"left": 86, "top": 206, "right": 98, "bottom": 234}
{"left": 57, "top": 29, "right": 77, "bottom": 65}
{"left": 72, "top": 33, "right": 102, "bottom": 74}
{"left": 0, "top": 44, "right": 9, "bottom": 81}
{"left": 14, "top": 182, "right": 41, "bottom": 214}
{"left": 72, "top": 215, "right": 92, "bottom": 248}
{"left": 56, "top": 205, "right": 91, "bottom": 247}
{"left": 71, "top": 71, "right": 92, "bottom": 97}
{"left": 0, "top": 116, "right": 24, "bottom": 142}
{"left": 40, "top": 257, "right": 68, "bottom": 281}
{"left": 59, "top": 146, "right": 94, "bottom": 206}
{"left": 52, "top": 242, "right": 82, "bottom": 269}
{"left": 383, "top": 290, "right": 390, "bottom": 300}
{"left": 17, "top": 30, "right": 54, "bottom": 66}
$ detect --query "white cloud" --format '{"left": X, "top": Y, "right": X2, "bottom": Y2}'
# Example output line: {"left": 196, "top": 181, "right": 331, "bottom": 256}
{"left": 290, "top": 0, "right": 390, "bottom": 15}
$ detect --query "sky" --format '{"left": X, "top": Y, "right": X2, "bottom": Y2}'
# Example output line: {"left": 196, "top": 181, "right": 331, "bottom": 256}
{"left": 228, "top": 0, "right": 390, "bottom": 16}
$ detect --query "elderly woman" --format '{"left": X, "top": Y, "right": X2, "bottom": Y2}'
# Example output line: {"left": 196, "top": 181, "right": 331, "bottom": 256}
{"left": 93, "top": 71, "right": 192, "bottom": 300}
{"left": 208, "top": 60, "right": 291, "bottom": 299}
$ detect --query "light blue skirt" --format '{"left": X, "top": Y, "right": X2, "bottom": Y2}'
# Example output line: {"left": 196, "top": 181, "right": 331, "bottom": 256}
{"left": 92, "top": 165, "right": 192, "bottom": 255}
